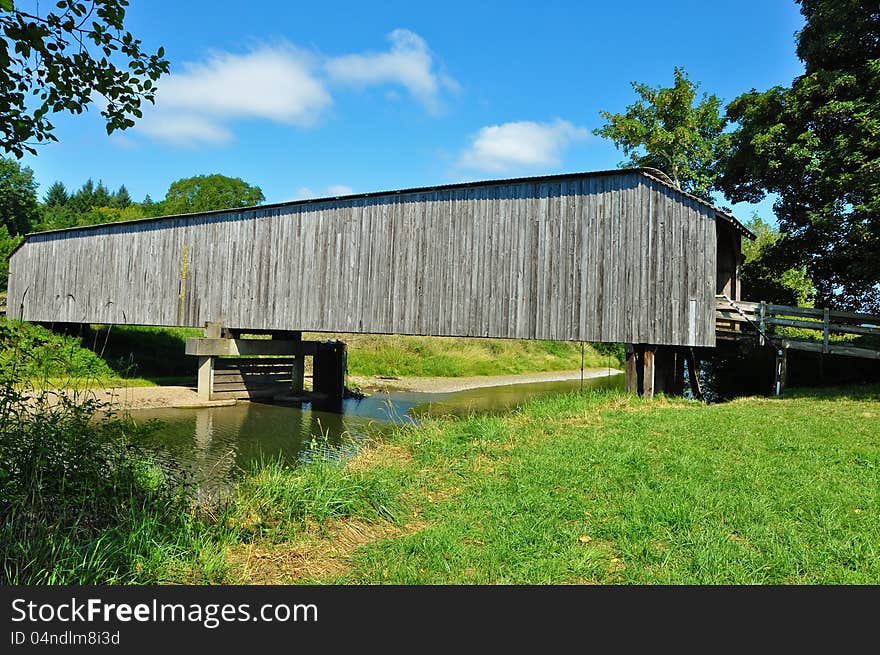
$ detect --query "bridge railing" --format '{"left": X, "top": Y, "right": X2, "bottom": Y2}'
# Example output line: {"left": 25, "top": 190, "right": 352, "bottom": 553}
{"left": 715, "top": 295, "right": 880, "bottom": 359}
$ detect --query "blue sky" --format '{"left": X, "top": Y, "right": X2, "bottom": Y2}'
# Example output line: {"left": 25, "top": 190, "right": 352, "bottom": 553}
{"left": 20, "top": 0, "right": 805, "bottom": 224}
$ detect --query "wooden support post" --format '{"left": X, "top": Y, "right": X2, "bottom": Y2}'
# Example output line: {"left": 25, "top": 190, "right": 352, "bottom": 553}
{"left": 636, "top": 346, "right": 645, "bottom": 395}
{"left": 291, "top": 331, "right": 304, "bottom": 394}
{"left": 625, "top": 344, "right": 638, "bottom": 394}
{"left": 670, "top": 347, "right": 686, "bottom": 396}
{"left": 774, "top": 347, "right": 787, "bottom": 396}
{"left": 313, "top": 340, "right": 347, "bottom": 404}
{"left": 197, "top": 355, "right": 214, "bottom": 402}
{"left": 685, "top": 347, "right": 704, "bottom": 402}
{"left": 642, "top": 346, "right": 656, "bottom": 400}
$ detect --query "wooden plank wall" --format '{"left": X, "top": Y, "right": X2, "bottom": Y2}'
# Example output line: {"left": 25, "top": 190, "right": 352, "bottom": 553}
{"left": 7, "top": 172, "right": 718, "bottom": 346}
{"left": 211, "top": 357, "right": 295, "bottom": 400}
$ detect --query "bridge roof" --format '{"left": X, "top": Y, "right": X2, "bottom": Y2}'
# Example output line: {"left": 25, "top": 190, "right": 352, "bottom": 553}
{"left": 22, "top": 167, "right": 755, "bottom": 240}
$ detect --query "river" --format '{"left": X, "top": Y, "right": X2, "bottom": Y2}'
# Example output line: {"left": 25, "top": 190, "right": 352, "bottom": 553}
{"left": 132, "top": 373, "right": 624, "bottom": 493}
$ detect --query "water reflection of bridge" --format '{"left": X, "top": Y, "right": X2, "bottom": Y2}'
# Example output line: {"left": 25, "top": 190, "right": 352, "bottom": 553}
{"left": 135, "top": 401, "right": 371, "bottom": 495}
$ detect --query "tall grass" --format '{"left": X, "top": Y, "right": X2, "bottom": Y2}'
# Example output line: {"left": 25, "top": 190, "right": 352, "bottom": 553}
{"left": 226, "top": 449, "right": 400, "bottom": 544}
{"left": 0, "top": 364, "right": 401, "bottom": 582}
{"left": 0, "top": 374, "right": 219, "bottom": 583}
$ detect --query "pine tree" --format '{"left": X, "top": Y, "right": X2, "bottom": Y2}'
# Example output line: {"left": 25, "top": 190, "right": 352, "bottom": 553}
{"left": 44, "top": 181, "right": 69, "bottom": 207}
{"left": 92, "top": 181, "right": 111, "bottom": 208}
{"left": 111, "top": 185, "right": 132, "bottom": 208}
{"left": 69, "top": 179, "right": 95, "bottom": 213}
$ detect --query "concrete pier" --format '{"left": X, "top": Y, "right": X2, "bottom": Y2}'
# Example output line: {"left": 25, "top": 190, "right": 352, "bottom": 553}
{"left": 185, "top": 324, "right": 347, "bottom": 404}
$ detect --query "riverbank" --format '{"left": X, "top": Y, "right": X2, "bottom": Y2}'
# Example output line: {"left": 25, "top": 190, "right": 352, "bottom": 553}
{"left": 4, "top": 383, "right": 878, "bottom": 584}
{"left": 39, "top": 368, "right": 622, "bottom": 410}
{"left": 350, "top": 367, "right": 622, "bottom": 393}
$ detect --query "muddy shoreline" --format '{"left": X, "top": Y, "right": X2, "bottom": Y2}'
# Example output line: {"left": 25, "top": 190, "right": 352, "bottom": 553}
{"left": 43, "top": 368, "right": 622, "bottom": 411}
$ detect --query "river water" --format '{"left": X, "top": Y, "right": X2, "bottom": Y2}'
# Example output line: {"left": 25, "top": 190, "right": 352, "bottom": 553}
{"left": 132, "top": 373, "right": 624, "bottom": 492}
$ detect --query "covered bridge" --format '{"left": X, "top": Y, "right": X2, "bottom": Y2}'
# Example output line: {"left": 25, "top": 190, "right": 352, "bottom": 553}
{"left": 7, "top": 168, "right": 754, "bottom": 400}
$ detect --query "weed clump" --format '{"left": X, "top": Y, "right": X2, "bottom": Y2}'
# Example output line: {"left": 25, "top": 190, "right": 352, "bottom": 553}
{"left": 0, "top": 373, "right": 201, "bottom": 584}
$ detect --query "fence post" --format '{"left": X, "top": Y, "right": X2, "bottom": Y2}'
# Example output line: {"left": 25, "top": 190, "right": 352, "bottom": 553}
{"left": 759, "top": 301, "right": 766, "bottom": 347}
{"left": 774, "top": 348, "right": 787, "bottom": 396}
{"left": 823, "top": 307, "right": 830, "bottom": 354}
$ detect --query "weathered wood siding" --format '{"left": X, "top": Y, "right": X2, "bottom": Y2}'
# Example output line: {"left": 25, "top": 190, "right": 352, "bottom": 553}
{"left": 7, "top": 171, "right": 719, "bottom": 346}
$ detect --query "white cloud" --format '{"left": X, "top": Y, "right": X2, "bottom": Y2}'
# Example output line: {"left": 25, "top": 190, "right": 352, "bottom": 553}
{"left": 458, "top": 119, "right": 589, "bottom": 173}
{"left": 326, "top": 29, "right": 458, "bottom": 114}
{"left": 325, "top": 184, "right": 354, "bottom": 196}
{"left": 294, "top": 185, "right": 354, "bottom": 200}
{"left": 138, "top": 113, "right": 233, "bottom": 146}
{"left": 131, "top": 30, "right": 455, "bottom": 147}
{"left": 137, "top": 45, "right": 330, "bottom": 145}
{"left": 158, "top": 46, "right": 330, "bottom": 124}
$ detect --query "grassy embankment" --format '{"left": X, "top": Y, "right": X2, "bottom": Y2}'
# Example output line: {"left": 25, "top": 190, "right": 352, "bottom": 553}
{"left": 3, "top": 383, "right": 877, "bottom": 584}
{"left": 229, "top": 387, "right": 880, "bottom": 584}
{"left": 0, "top": 319, "right": 201, "bottom": 387}
{"left": 0, "top": 318, "right": 622, "bottom": 387}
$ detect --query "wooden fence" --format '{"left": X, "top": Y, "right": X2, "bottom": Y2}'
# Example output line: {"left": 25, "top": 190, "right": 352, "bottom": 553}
{"left": 715, "top": 295, "right": 880, "bottom": 360}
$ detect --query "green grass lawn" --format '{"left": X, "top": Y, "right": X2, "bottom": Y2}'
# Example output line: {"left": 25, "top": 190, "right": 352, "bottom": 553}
{"left": 269, "top": 386, "right": 878, "bottom": 585}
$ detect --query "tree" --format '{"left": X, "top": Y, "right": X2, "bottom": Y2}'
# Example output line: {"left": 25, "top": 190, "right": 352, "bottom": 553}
{"left": 0, "top": 0, "right": 169, "bottom": 157}
{"left": 593, "top": 67, "right": 727, "bottom": 199}
{"left": 111, "top": 184, "right": 131, "bottom": 208}
{"left": 740, "top": 214, "right": 813, "bottom": 306}
{"left": 43, "top": 180, "right": 68, "bottom": 206}
{"left": 163, "top": 174, "right": 265, "bottom": 215}
{"left": 68, "top": 179, "right": 95, "bottom": 213}
{"left": 0, "top": 223, "right": 21, "bottom": 289}
{"left": 91, "top": 181, "right": 111, "bottom": 207}
{"left": 718, "top": 0, "right": 880, "bottom": 313}
{"left": 0, "top": 157, "right": 38, "bottom": 235}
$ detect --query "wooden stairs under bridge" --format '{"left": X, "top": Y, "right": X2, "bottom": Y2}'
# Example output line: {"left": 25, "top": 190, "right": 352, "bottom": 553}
{"left": 715, "top": 295, "right": 880, "bottom": 394}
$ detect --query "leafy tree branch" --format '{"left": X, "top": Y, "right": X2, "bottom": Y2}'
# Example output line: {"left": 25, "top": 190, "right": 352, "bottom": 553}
{"left": 0, "top": 0, "right": 169, "bottom": 157}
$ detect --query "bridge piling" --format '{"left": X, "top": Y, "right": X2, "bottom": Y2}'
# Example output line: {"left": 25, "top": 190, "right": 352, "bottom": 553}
{"left": 625, "top": 345, "right": 638, "bottom": 394}
{"left": 186, "top": 326, "right": 346, "bottom": 406}
{"left": 642, "top": 347, "right": 656, "bottom": 400}
{"left": 626, "top": 344, "right": 688, "bottom": 400}
{"left": 196, "top": 355, "right": 213, "bottom": 402}
{"left": 291, "top": 331, "right": 304, "bottom": 394}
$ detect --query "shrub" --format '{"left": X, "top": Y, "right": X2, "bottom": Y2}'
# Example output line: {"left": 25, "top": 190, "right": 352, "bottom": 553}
{"left": 0, "top": 375, "right": 196, "bottom": 583}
